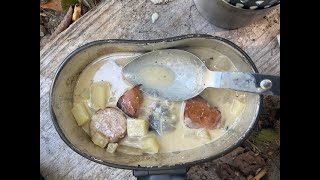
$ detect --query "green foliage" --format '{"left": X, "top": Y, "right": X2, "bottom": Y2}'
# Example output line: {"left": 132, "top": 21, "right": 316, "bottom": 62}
{"left": 61, "top": 0, "right": 79, "bottom": 11}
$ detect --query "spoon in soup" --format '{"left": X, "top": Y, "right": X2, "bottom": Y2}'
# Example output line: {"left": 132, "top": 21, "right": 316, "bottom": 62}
{"left": 122, "top": 49, "right": 280, "bottom": 101}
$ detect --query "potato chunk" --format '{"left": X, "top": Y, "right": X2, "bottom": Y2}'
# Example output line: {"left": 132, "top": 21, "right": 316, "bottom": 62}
{"left": 141, "top": 136, "right": 160, "bottom": 154}
{"left": 91, "top": 133, "right": 109, "bottom": 148}
{"left": 106, "top": 143, "right": 118, "bottom": 153}
{"left": 84, "top": 101, "right": 94, "bottom": 117}
{"left": 116, "top": 145, "right": 144, "bottom": 155}
{"left": 230, "top": 99, "right": 246, "bottom": 115}
{"left": 81, "top": 121, "right": 91, "bottom": 136}
{"left": 90, "top": 82, "right": 109, "bottom": 110}
{"left": 127, "top": 118, "right": 149, "bottom": 137}
{"left": 195, "top": 128, "right": 211, "bottom": 140}
{"left": 71, "top": 102, "right": 90, "bottom": 126}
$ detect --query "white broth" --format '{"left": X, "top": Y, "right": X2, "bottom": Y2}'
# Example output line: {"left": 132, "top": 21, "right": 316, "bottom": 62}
{"left": 72, "top": 51, "right": 247, "bottom": 153}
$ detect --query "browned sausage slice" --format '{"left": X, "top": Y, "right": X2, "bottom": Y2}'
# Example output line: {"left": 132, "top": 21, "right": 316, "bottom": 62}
{"left": 117, "top": 85, "right": 143, "bottom": 118}
{"left": 184, "top": 96, "right": 221, "bottom": 129}
{"left": 90, "top": 107, "right": 127, "bottom": 143}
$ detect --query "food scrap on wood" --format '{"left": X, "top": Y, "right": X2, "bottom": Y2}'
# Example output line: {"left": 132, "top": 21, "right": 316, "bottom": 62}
{"left": 151, "top": 13, "right": 159, "bottom": 23}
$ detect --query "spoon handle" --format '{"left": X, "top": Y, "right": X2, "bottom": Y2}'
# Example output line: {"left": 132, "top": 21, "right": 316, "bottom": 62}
{"left": 210, "top": 71, "right": 280, "bottom": 96}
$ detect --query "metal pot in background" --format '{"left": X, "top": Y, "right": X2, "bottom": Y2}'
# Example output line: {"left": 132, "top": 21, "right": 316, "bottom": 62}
{"left": 193, "top": 0, "right": 280, "bottom": 29}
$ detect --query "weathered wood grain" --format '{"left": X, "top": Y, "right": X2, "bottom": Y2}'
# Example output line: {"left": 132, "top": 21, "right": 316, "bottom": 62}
{"left": 40, "top": 0, "right": 280, "bottom": 179}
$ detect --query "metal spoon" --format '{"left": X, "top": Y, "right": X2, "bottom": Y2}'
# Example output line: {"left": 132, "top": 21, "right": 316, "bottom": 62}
{"left": 122, "top": 49, "right": 279, "bottom": 101}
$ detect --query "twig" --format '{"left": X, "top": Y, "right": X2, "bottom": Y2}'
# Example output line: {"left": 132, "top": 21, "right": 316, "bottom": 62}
{"left": 253, "top": 167, "right": 268, "bottom": 180}
{"left": 50, "top": 5, "right": 74, "bottom": 40}
{"left": 246, "top": 140, "right": 262, "bottom": 153}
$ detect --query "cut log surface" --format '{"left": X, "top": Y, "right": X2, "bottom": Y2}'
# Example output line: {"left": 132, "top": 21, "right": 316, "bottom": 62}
{"left": 40, "top": 0, "right": 279, "bottom": 179}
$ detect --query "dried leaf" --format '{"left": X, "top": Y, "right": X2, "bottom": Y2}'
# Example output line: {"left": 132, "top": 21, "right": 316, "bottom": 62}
{"left": 40, "top": 0, "right": 63, "bottom": 11}
{"left": 72, "top": 3, "right": 81, "bottom": 22}
{"left": 61, "top": 0, "right": 79, "bottom": 11}
{"left": 50, "top": 5, "right": 73, "bottom": 40}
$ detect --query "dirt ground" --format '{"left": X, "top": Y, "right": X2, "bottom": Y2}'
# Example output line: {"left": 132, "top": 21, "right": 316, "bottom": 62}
{"left": 40, "top": 6, "right": 280, "bottom": 180}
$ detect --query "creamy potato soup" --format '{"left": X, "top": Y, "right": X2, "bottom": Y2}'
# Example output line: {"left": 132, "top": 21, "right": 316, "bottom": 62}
{"left": 71, "top": 50, "right": 247, "bottom": 155}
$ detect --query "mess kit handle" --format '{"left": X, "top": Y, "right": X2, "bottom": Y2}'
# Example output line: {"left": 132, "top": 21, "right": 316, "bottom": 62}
{"left": 133, "top": 168, "right": 187, "bottom": 180}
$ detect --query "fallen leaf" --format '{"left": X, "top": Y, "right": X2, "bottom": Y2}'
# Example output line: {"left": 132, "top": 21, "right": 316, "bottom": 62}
{"left": 40, "top": 0, "right": 63, "bottom": 12}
